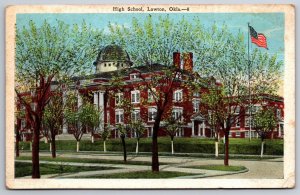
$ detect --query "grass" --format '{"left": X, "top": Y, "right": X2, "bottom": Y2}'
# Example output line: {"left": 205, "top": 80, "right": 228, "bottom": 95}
{"left": 16, "top": 156, "right": 168, "bottom": 166}
{"left": 18, "top": 137, "right": 283, "bottom": 155}
{"left": 15, "top": 162, "right": 116, "bottom": 178}
{"left": 81, "top": 171, "right": 197, "bottom": 179}
{"left": 184, "top": 165, "right": 247, "bottom": 172}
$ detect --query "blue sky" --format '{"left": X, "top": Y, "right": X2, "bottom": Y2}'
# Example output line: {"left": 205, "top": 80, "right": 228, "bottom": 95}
{"left": 16, "top": 13, "right": 285, "bottom": 62}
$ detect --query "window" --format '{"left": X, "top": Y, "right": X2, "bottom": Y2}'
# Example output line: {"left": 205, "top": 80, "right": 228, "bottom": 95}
{"left": 231, "top": 106, "right": 240, "bottom": 114}
{"left": 115, "top": 109, "right": 124, "bottom": 124}
{"left": 172, "top": 107, "right": 183, "bottom": 121}
{"left": 252, "top": 105, "right": 261, "bottom": 113}
{"left": 21, "top": 120, "right": 26, "bottom": 129}
{"left": 235, "top": 131, "right": 241, "bottom": 137}
{"left": 148, "top": 127, "right": 153, "bottom": 137}
{"left": 245, "top": 117, "right": 250, "bottom": 127}
{"left": 148, "top": 88, "right": 156, "bottom": 102}
{"left": 148, "top": 107, "right": 157, "bottom": 122}
{"left": 130, "top": 73, "right": 139, "bottom": 80}
{"left": 193, "top": 99, "right": 200, "bottom": 113}
{"left": 31, "top": 103, "right": 37, "bottom": 111}
{"left": 236, "top": 118, "right": 240, "bottom": 127}
{"left": 107, "top": 111, "right": 110, "bottom": 124}
{"left": 131, "top": 90, "right": 140, "bottom": 103}
{"left": 106, "top": 97, "right": 110, "bottom": 107}
{"left": 245, "top": 131, "right": 249, "bottom": 138}
{"left": 115, "top": 93, "right": 123, "bottom": 105}
{"left": 246, "top": 107, "right": 250, "bottom": 114}
{"left": 193, "top": 92, "right": 200, "bottom": 97}
{"left": 276, "top": 109, "right": 282, "bottom": 119}
{"left": 251, "top": 131, "right": 257, "bottom": 138}
{"left": 173, "top": 89, "right": 183, "bottom": 102}
{"left": 131, "top": 108, "right": 140, "bottom": 122}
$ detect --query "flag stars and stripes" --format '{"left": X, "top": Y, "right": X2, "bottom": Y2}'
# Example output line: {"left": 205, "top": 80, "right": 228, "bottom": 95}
{"left": 249, "top": 25, "right": 268, "bottom": 49}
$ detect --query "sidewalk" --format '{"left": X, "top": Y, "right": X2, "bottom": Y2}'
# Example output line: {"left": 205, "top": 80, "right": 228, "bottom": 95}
{"left": 16, "top": 159, "right": 246, "bottom": 179}
{"left": 17, "top": 151, "right": 283, "bottom": 179}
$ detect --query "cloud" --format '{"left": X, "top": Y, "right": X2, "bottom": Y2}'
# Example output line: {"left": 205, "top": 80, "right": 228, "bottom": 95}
{"left": 262, "top": 26, "right": 283, "bottom": 37}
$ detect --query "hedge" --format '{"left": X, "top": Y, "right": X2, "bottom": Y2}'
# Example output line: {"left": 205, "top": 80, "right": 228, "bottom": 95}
{"left": 18, "top": 137, "right": 283, "bottom": 155}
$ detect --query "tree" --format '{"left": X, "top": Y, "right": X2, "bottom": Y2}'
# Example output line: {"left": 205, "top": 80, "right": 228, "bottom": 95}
{"left": 15, "top": 20, "right": 105, "bottom": 178}
{"left": 164, "top": 115, "right": 183, "bottom": 155}
{"left": 65, "top": 92, "right": 100, "bottom": 152}
{"left": 106, "top": 15, "right": 204, "bottom": 171}
{"left": 116, "top": 124, "right": 130, "bottom": 162}
{"left": 14, "top": 107, "right": 25, "bottom": 157}
{"left": 80, "top": 98, "right": 102, "bottom": 143}
{"left": 129, "top": 120, "right": 146, "bottom": 154}
{"left": 193, "top": 23, "right": 282, "bottom": 165}
{"left": 200, "top": 82, "right": 223, "bottom": 158}
{"left": 42, "top": 92, "right": 64, "bottom": 158}
{"left": 101, "top": 125, "right": 111, "bottom": 152}
{"left": 253, "top": 108, "right": 277, "bottom": 158}
{"left": 106, "top": 15, "right": 282, "bottom": 168}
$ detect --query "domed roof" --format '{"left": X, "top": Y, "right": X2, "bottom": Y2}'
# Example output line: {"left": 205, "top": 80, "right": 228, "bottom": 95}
{"left": 96, "top": 44, "right": 131, "bottom": 62}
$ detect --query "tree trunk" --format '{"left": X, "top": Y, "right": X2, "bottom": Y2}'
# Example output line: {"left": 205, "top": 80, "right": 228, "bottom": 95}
{"left": 32, "top": 120, "right": 41, "bottom": 178}
{"left": 76, "top": 141, "right": 80, "bottom": 152}
{"left": 152, "top": 111, "right": 162, "bottom": 172}
{"left": 15, "top": 138, "right": 20, "bottom": 157}
{"left": 15, "top": 130, "right": 20, "bottom": 157}
{"left": 260, "top": 140, "right": 265, "bottom": 158}
{"left": 121, "top": 135, "right": 127, "bottom": 162}
{"left": 215, "top": 141, "right": 219, "bottom": 157}
{"left": 49, "top": 142, "right": 52, "bottom": 152}
{"left": 51, "top": 134, "right": 56, "bottom": 158}
{"left": 30, "top": 141, "right": 32, "bottom": 151}
{"left": 224, "top": 131, "right": 229, "bottom": 166}
{"left": 91, "top": 134, "right": 94, "bottom": 143}
{"left": 171, "top": 140, "right": 174, "bottom": 155}
{"left": 44, "top": 137, "right": 48, "bottom": 143}
{"left": 136, "top": 140, "right": 139, "bottom": 154}
{"left": 103, "top": 140, "right": 106, "bottom": 152}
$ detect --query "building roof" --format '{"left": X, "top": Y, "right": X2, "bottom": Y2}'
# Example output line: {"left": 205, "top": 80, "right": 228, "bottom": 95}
{"left": 73, "top": 63, "right": 171, "bottom": 81}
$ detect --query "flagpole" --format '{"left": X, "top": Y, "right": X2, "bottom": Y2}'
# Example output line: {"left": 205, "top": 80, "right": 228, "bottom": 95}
{"left": 248, "top": 22, "right": 252, "bottom": 141}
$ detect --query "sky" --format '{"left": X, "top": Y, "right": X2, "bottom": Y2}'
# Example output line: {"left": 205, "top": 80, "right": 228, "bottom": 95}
{"left": 16, "top": 12, "right": 285, "bottom": 62}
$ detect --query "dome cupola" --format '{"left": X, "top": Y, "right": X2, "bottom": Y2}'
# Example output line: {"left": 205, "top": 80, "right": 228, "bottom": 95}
{"left": 93, "top": 44, "right": 132, "bottom": 73}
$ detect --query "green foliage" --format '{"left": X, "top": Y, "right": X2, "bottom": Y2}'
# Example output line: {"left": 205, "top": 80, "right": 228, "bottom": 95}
{"left": 184, "top": 165, "right": 246, "bottom": 172}
{"left": 15, "top": 20, "right": 105, "bottom": 88}
{"left": 128, "top": 120, "right": 146, "bottom": 141}
{"left": 164, "top": 117, "right": 183, "bottom": 140}
{"left": 108, "top": 15, "right": 201, "bottom": 66}
{"left": 19, "top": 138, "right": 283, "bottom": 155}
{"left": 253, "top": 108, "right": 278, "bottom": 140}
{"left": 17, "top": 156, "right": 157, "bottom": 166}
{"left": 101, "top": 125, "right": 111, "bottom": 141}
{"left": 64, "top": 93, "right": 101, "bottom": 141}
{"left": 83, "top": 171, "right": 195, "bottom": 179}
{"left": 42, "top": 93, "right": 64, "bottom": 139}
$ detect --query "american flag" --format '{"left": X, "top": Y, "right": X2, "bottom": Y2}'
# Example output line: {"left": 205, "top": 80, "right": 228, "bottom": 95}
{"left": 249, "top": 26, "right": 268, "bottom": 49}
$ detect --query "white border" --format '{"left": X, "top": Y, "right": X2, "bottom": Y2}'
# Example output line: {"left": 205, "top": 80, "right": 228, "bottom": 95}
{"left": 5, "top": 4, "right": 295, "bottom": 189}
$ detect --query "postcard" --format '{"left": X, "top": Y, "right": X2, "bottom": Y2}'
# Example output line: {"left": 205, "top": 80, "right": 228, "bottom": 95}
{"left": 6, "top": 4, "right": 295, "bottom": 189}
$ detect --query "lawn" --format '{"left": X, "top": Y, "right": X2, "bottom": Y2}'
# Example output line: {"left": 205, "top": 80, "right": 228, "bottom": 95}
{"left": 15, "top": 162, "right": 116, "bottom": 178}
{"left": 81, "top": 171, "right": 198, "bottom": 179}
{"left": 183, "top": 165, "right": 247, "bottom": 172}
{"left": 16, "top": 156, "right": 167, "bottom": 166}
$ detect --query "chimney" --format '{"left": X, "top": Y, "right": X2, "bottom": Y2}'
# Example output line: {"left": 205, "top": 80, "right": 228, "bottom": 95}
{"left": 183, "top": 52, "right": 193, "bottom": 72}
{"left": 173, "top": 51, "right": 180, "bottom": 69}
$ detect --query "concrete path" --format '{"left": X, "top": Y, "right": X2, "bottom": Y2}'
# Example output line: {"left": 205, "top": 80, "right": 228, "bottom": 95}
{"left": 17, "top": 152, "right": 283, "bottom": 179}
